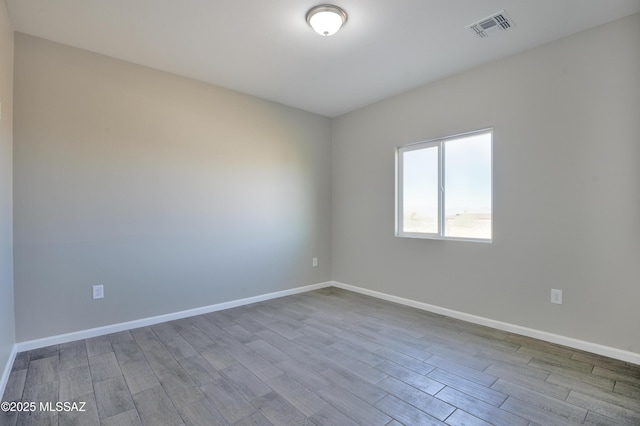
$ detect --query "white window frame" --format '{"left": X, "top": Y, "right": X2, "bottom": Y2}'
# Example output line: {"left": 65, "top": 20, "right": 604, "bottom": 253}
{"left": 395, "top": 128, "right": 493, "bottom": 242}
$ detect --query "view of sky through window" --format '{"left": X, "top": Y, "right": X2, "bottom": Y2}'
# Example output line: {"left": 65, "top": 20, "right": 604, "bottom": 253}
{"left": 399, "top": 130, "right": 492, "bottom": 240}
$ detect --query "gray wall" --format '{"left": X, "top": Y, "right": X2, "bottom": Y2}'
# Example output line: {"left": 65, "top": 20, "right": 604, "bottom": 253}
{"left": 0, "top": 0, "right": 14, "bottom": 369}
{"left": 10, "top": 13, "right": 640, "bottom": 357}
{"left": 13, "top": 34, "right": 332, "bottom": 342}
{"left": 332, "top": 14, "right": 640, "bottom": 354}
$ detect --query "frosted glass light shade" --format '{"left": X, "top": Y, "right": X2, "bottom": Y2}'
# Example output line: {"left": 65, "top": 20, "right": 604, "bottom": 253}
{"left": 306, "top": 5, "right": 347, "bottom": 36}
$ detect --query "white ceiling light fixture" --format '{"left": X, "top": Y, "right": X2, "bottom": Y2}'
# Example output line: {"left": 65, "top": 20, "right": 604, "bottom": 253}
{"left": 306, "top": 4, "right": 348, "bottom": 37}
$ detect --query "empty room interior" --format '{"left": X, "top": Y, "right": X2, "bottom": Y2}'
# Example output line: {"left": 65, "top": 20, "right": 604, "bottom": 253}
{"left": 1, "top": 1, "right": 640, "bottom": 425}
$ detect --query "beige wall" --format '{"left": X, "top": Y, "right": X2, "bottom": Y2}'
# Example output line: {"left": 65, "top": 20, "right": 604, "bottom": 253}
{"left": 13, "top": 34, "right": 332, "bottom": 341}
{"left": 332, "top": 14, "right": 640, "bottom": 354}
{"left": 0, "top": 0, "right": 15, "bottom": 372}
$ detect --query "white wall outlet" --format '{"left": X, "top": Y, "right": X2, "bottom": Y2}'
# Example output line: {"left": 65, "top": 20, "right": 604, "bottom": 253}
{"left": 312, "top": 257, "right": 318, "bottom": 267}
{"left": 92, "top": 285, "right": 104, "bottom": 300}
{"left": 551, "top": 289, "right": 562, "bottom": 305}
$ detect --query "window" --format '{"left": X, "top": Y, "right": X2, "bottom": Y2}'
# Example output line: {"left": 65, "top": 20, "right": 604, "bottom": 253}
{"left": 396, "top": 129, "right": 492, "bottom": 241}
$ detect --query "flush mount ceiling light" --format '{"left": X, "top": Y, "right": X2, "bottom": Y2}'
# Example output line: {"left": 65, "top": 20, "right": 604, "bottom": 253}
{"left": 306, "top": 4, "right": 348, "bottom": 36}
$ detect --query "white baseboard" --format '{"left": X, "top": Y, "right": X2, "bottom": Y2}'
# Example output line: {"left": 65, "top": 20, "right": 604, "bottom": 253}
{"left": 0, "top": 344, "right": 18, "bottom": 400}
{"left": 331, "top": 281, "right": 640, "bottom": 365}
{"left": 16, "top": 281, "right": 333, "bottom": 352}
{"left": 13, "top": 280, "right": 639, "bottom": 366}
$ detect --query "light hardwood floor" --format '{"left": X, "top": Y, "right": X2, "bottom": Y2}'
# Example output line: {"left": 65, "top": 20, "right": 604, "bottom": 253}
{"left": 1, "top": 287, "right": 639, "bottom": 425}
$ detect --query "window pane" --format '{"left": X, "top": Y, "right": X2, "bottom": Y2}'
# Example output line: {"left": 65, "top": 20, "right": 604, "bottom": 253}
{"left": 402, "top": 146, "right": 438, "bottom": 234}
{"left": 444, "top": 132, "right": 492, "bottom": 239}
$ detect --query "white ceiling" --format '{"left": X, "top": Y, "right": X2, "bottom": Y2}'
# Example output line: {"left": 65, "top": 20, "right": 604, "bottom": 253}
{"left": 6, "top": 0, "right": 640, "bottom": 117}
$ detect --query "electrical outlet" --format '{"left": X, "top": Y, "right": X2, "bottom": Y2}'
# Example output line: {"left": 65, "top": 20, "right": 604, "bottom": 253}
{"left": 312, "top": 257, "right": 318, "bottom": 267}
{"left": 551, "top": 289, "right": 562, "bottom": 305}
{"left": 92, "top": 285, "right": 104, "bottom": 300}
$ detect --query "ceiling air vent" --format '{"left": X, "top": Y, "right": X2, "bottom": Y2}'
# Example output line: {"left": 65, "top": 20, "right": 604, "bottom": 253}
{"left": 466, "top": 10, "right": 514, "bottom": 38}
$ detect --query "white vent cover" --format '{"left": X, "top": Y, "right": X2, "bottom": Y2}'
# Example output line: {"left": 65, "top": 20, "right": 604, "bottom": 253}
{"left": 466, "top": 10, "right": 514, "bottom": 38}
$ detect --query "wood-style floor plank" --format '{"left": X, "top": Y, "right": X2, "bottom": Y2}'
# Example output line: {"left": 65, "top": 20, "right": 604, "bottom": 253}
{"left": 2, "top": 287, "right": 639, "bottom": 425}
